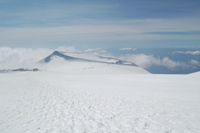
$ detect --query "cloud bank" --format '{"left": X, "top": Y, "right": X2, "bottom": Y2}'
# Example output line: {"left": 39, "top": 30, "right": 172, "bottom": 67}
{"left": 117, "top": 54, "right": 200, "bottom": 70}
{"left": 0, "top": 47, "right": 52, "bottom": 69}
{"left": 118, "top": 54, "right": 186, "bottom": 69}
{"left": 174, "top": 50, "right": 200, "bottom": 55}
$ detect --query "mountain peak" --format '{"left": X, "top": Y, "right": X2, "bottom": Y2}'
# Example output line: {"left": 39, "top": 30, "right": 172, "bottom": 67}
{"left": 41, "top": 51, "right": 79, "bottom": 63}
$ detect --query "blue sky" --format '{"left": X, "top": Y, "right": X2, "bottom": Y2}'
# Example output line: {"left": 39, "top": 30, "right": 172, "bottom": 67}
{"left": 0, "top": 0, "right": 200, "bottom": 49}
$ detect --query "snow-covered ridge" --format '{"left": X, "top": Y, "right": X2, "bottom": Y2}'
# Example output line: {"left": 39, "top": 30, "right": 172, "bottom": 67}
{"left": 37, "top": 51, "right": 149, "bottom": 74}
{"left": 40, "top": 51, "right": 138, "bottom": 66}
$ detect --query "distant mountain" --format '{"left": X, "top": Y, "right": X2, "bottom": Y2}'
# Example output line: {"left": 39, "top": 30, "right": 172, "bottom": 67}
{"left": 37, "top": 51, "right": 149, "bottom": 74}
{"left": 40, "top": 51, "right": 138, "bottom": 66}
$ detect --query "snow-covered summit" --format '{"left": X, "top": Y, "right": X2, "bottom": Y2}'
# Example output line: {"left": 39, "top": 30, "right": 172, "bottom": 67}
{"left": 37, "top": 51, "right": 149, "bottom": 74}
{"left": 40, "top": 51, "right": 137, "bottom": 66}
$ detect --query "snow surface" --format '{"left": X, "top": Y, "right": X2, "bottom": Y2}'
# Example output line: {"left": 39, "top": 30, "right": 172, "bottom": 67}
{"left": 1, "top": 54, "right": 200, "bottom": 133}
{"left": 0, "top": 69, "right": 200, "bottom": 133}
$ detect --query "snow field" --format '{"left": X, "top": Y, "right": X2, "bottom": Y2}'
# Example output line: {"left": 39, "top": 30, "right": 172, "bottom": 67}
{"left": 0, "top": 71, "right": 200, "bottom": 133}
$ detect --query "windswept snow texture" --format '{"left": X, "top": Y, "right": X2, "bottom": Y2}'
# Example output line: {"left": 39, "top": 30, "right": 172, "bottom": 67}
{"left": 0, "top": 70, "right": 200, "bottom": 133}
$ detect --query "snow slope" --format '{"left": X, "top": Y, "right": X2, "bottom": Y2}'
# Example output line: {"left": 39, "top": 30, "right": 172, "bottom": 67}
{"left": 0, "top": 70, "right": 200, "bottom": 133}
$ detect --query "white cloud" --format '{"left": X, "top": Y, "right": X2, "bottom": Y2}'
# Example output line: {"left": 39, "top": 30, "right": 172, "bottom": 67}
{"left": 190, "top": 59, "right": 199, "bottom": 66}
{"left": 0, "top": 47, "right": 52, "bottom": 69}
{"left": 84, "top": 48, "right": 102, "bottom": 53}
{"left": 161, "top": 57, "right": 185, "bottom": 69}
{"left": 174, "top": 50, "right": 200, "bottom": 55}
{"left": 189, "top": 59, "right": 200, "bottom": 69}
{"left": 117, "top": 54, "right": 187, "bottom": 69}
{"left": 119, "top": 48, "right": 137, "bottom": 51}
